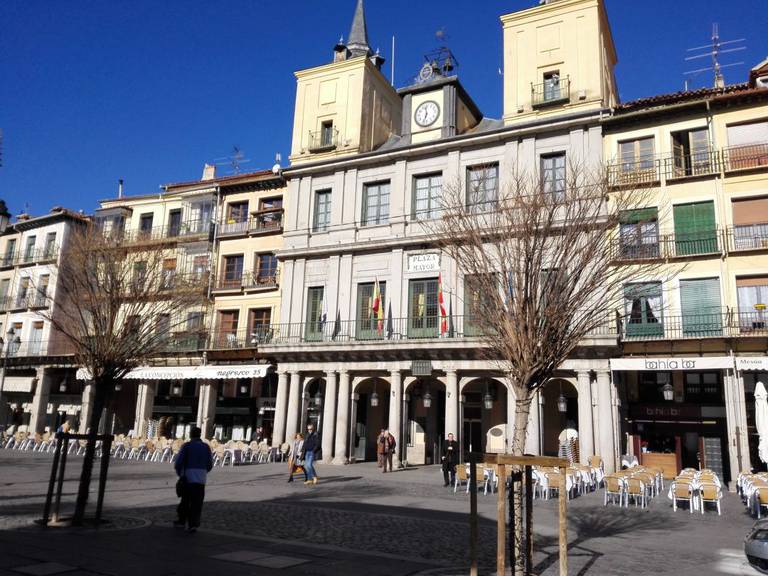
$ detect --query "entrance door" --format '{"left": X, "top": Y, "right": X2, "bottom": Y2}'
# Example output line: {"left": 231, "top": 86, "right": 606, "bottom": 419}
{"left": 463, "top": 420, "right": 483, "bottom": 454}
{"left": 408, "top": 278, "right": 439, "bottom": 338}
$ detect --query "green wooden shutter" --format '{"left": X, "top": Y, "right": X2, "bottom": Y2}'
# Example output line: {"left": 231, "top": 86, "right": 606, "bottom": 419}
{"left": 305, "top": 287, "right": 324, "bottom": 341}
{"left": 674, "top": 201, "right": 716, "bottom": 255}
{"left": 680, "top": 278, "right": 722, "bottom": 336}
{"left": 355, "top": 282, "right": 385, "bottom": 340}
{"left": 408, "top": 279, "right": 438, "bottom": 338}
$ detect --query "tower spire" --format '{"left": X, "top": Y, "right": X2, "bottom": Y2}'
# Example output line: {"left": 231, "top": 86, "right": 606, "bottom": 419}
{"left": 347, "top": 0, "right": 372, "bottom": 58}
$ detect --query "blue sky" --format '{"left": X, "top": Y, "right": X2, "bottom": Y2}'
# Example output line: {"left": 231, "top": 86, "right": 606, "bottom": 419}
{"left": 1, "top": 0, "right": 765, "bottom": 216}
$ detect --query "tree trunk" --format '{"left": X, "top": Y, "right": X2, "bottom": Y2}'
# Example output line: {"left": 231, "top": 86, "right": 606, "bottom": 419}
{"left": 511, "top": 393, "right": 533, "bottom": 576}
{"left": 72, "top": 379, "right": 108, "bottom": 525}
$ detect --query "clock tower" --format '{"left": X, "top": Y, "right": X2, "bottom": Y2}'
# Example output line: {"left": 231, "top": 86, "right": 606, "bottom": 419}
{"left": 398, "top": 48, "right": 482, "bottom": 145}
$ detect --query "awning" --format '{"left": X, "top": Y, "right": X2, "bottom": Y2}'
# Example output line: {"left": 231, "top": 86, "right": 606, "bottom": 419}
{"left": 610, "top": 357, "right": 734, "bottom": 371}
{"left": 77, "top": 364, "right": 271, "bottom": 381}
{"left": 737, "top": 357, "right": 768, "bottom": 371}
{"left": 1, "top": 377, "right": 35, "bottom": 393}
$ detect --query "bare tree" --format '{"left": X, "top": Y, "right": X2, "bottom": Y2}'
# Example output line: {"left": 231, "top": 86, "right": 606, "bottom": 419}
{"left": 425, "top": 161, "right": 673, "bottom": 575}
{"left": 37, "top": 225, "right": 210, "bottom": 524}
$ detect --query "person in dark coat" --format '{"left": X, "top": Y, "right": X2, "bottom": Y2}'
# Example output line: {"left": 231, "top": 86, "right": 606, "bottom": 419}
{"left": 173, "top": 427, "right": 213, "bottom": 532}
{"left": 381, "top": 430, "right": 396, "bottom": 473}
{"left": 442, "top": 433, "right": 459, "bottom": 487}
{"left": 302, "top": 423, "right": 320, "bottom": 485}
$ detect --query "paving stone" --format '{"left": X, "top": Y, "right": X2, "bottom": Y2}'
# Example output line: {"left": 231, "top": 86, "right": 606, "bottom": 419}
{"left": 244, "top": 555, "right": 309, "bottom": 569}
{"left": 11, "top": 564, "right": 76, "bottom": 576}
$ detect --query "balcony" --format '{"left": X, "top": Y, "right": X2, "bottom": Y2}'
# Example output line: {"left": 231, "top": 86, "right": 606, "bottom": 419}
{"left": 662, "top": 149, "right": 720, "bottom": 180}
{"left": 207, "top": 326, "right": 273, "bottom": 350}
{"left": 607, "top": 157, "right": 661, "bottom": 188}
{"left": 5, "top": 336, "right": 76, "bottom": 359}
{"left": 250, "top": 209, "right": 283, "bottom": 235}
{"left": 723, "top": 143, "right": 768, "bottom": 173}
{"left": 158, "top": 271, "right": 210, "bottom": 293}
{"left": 620, "top": 309, "right": 768, "bottom": 341}
{"left": 218, "top": 219, "right": 249, "bottom": 238}
{"left": 213, "top": 269, "right": 279, "bottom": 292}
{"left": 531, "top": 76, "right": 570, "bottom": 108}
{"left": 614, "top": 230, "right": 722, "bottom": 261}
{"left": 0, "top": 252, "right": 15, "bottom": 269}
{"left": 11, "top": 246, "right": 59, "bottom": 267}
{"left": 308, "top": 128, "right": 339, "bottom": 153}
{"left": 727, "top": 224, "right": 768, "bottom": 252}
{"left": 159, "top": 331, "right": 208, "bottom": 353}
{"left": 259, "top": 315, "right": 617, "bottom": 347}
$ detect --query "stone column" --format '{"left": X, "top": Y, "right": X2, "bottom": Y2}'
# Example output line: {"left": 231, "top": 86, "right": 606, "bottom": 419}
{"left": 79, "top": 381, "right": 96, "bottom": 434}
{"left": 724, "top": 369, "right": 749, "bottom": 481}
{"left": 444, "top": 370, "right": 458, "bottom": 438}
{"left": 735, "top": 371, "right": 752, "bottom": 474}
{"left": 321, "top": 371, "right": 337, "bottom": 464}
{"left": 596, "top": 370, "right": 617, "bottom": 473}
{"left": 284, "top": 372, "right": 302, "bottom": 443}
{"left": 577, "top": 371, "right": 595, "bottom": 465}
{"left": 524, "top": 391, "right": 541, "bottom": 455}
{"left": 333, "top": 370, "right": 350, "bottom": 464}
{"left": 29, "top": 368, "right": 52, "bottom": 434}
{"left": 133, "top": 382, "right": 156, "bottom": 438}
{"left": 196, "top": 381, "right": 217, "bottom": 440}
{"left": 388, "top": 370, "right": 403, "bottom": 468}
{"left": 271, "top": 371, "right": 289, "bottom": 447}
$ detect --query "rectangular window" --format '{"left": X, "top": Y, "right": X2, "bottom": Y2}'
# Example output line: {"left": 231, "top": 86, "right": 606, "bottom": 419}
{"left": 3, "top": 239, "right": 16, "bottom": 265}
{"left": 619, "top": 137, "right": 656, "bottom": 178}
{"left": 139, "top": 213, "right": 154, "bottom": 235}
{"left": 356, "top": 282, "right": 387, "bottom": 340}
{"left": 8, "top": 322, "right": 22, "bottom": 355}
{"left": 29, "top": 322, "right": 44, "bottom": 355}
{"left": 670, "top": 128, "right": 712, "bottom": 177}
{"left": 43, "top": 232, "right": 57, "bottom": 258}
{"left": 543, "top": 71, "right": 561, "bottom": 101}
{"left": 313, "top": 190, "right": 332, "bottom": 232}
{"left": 34, "top": 275, "right": 50, "bottom": 307}
{"left": 321, "top": 121, "right": 334, "bottom": 147}
{"left": 256, "top": 253, "right": 278, "bottom": 284}
{"left": 540, "top": 154, "right": 566, "bottom": 200}
{"left": 0, "top": 278, "right": 9, "bottom": 304}
{"left": 673, "top": 201, "right": 717, "bottom": 255}
{"left": 413, "top": 174, "right": 442, "bottom": 220}
{"left": 736, "top": 276, "right": 768, "bottom": 331}
{"left": 186, "top": 311, "right": 204, "bottom": 331}
{"left": 222, "top": 255, "right": 244, "bottom": 289}
{"left": 305, "top": 286, "right": 325, "bottom": 341}
{"left": 464, "top": 274, "right": 495, "bottom": 337}
{"left": 248, "top": 308, "right": 272, "bottom": 344}
{"left": 362, "top": 181, "right": 390, "bottom": 226}
{"left": 466, "top": 164, "right": 499, "bottom": 211}
{"left": 732, "top": 196, "right": 768, "bottom": 249}
{"left": 619, "top": 208, "right": 659, "bottom": 259}
{"left": 168, "top": 210, "right": 182, "bottom": 237}
{"left": 217, "top": 310, "right": 240, "bottom": 348}
{"left": 187, "top": 201, "right": 212, "bottom": 234}
{"left": 23, "top": 236, "right": 36, "bottom": 262}
{"left": 161, "top": 258, "right": 177, "bottom": 289}
{"left": 680, "top": 277, "right": 722, "bottom": 336}
{"left": 227, "top": 202, "right": 248, "bottom": 223}
{"left": 260, "top": 197, "right": 283, "bottom": 211}
{"left": 408, "top": 278, "right": 439, "bottom": 338}
{"left": 132, "top": 262, "right": 147, "bottom": 292}
{"left": 16, "top": 277, "right": 30, "bottom": 308}
{"left": 623, "top": 282, "right": 663, "bottom": 338}
{"left": 684, "top": 372, "right": 722, "bottom": 404}
{"left": 155, "top": 314, "right": 170, "bottom": 343}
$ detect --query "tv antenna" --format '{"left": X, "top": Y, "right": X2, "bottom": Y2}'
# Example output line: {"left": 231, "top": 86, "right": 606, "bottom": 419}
{"left": 684, "top": 23, "right": 746, "bottom": 89}
{"left": 213, "top": 146, "right": 251, "bottom": 175}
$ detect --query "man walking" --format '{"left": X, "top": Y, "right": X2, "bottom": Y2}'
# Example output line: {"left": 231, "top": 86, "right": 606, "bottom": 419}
{"left": 302, "top": 423, "right": 320, "bottom": 485}
{"left": 174, "top": 427, "right": 213, "bottom": 532}
{"left": 381, "top": 430, "right": 396, "bottom": 473}
{"left": 441, "top": 432, "right": 459, "bottom": 487}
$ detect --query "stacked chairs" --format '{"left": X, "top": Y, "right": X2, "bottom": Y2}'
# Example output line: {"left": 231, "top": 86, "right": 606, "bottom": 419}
{"left": 738, "top": 471, "right": 768, "bottom": 517}
{"left": 603, "top": 466, "right": 662, "bottom": 509}
{"left": 670, "top": 468, "right": 723, "bottom": 515}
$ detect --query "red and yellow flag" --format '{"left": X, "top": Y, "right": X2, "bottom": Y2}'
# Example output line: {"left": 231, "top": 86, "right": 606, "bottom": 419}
{"left": 438, "top": 273, "right": 447, "bottom": 335}
{"left": 372, "top": 278, "right": 384, "bottom": 334}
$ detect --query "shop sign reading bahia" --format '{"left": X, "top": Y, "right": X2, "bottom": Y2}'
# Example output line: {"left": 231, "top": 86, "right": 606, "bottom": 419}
{"left": 610, "top": 357, "right": 733, "bottom": 371}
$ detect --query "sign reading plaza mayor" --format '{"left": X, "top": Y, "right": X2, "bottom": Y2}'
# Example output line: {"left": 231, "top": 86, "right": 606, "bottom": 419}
{"left": 407, "top": 253, "right": 440, "bottom": 273}
{"left": 609, "top": 357, "right": 734, "bottom": 371}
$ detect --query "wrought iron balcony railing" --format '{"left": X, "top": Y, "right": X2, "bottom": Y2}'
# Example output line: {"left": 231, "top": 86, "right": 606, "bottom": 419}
{"left": 308, "top": 128, "right": 339, "bottom": 153}
{"left": 217, "top": 209, "right": 283, "bottom": 239}
{"left": 531, "top": 76, "right": 570, "bottom": 108}
{"left": 214, "top": 269, "right": 279, "bottom": 291}
{"left": 5, "top": 337, "right": 76, "bottom": 358}
{"left": 607, "top": 157, "right": 662, "bottom": 188}
{"left": 613, "top": 230, "right": 723, "bottom": 261}
{"left": 207, "top": 326, "right": 274, "bottom": 350}
{"left": 662, "top": 149, "right": 720, "bottom": 180}
{"left": 723, "top": 143, "right": 768, "bottom": 172}
{"left": 619, "top": 309, "right": 768, "bottom": 341}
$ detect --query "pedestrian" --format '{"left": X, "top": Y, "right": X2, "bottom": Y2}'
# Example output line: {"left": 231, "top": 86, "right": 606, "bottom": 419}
{"left": 287, "top": 433, "right": 307, "bottom": 483}
{"left": 376, "top": 429, "right": 386, "bottom": 467}
{"left": 381, "top": 430, "right": 396, "bottom": 473}
{"left": 302, "top": 423, "right": 320, "bottom": 485}
{"left": 173, "top": 427, "right": 213, "bottom": 533}
{"left": 441, "top": 433, "right": 459, "bottom": 487}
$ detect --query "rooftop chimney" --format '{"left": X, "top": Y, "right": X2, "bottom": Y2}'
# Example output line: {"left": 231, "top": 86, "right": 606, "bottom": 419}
{"left": 202, "top": 163, "right": 216, "bottom": 181}
{"left": 118, "top": 179, "right": 124, "bottom": 198}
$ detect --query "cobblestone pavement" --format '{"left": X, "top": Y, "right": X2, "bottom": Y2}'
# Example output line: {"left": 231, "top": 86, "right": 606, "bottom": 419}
{"left": 0, "top": 451, "right": 762, "bottom": 575}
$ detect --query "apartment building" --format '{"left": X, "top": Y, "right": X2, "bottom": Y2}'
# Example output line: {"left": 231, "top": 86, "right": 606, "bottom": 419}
{"left": 0, "top": 207, "right": 88, "bottom": 434}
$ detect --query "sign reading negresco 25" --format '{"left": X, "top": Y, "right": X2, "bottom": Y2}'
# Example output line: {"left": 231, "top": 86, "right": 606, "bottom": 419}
{"left": 407, "top": 253, "right": 440, "bottom": 273}
{"left": 610, "top": 357, "right": 733, "bottom": 371}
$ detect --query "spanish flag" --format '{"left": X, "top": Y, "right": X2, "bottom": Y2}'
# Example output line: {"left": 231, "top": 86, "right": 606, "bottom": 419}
{"left": 438, "top": 273, "right": 447, "bottom": 335}
{"left": 372, "top": 278, "right": 383, "bottom": 334}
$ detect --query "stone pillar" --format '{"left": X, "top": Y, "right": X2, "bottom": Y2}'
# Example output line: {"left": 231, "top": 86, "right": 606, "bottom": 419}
{"left": 196, "top": 381, "right": 217, "bottom": 440}
{"left": 596, "top": 370, "right": 617, "bottom": 473}
{"left": 388, "top": 370, "right": 403, "bottom": 468}
{"left": 284, "top": 372, "right": 302, "bottom": 443}
{"left": 349, "top": 392, "right": 359, "bottom": 462}
{"left": 577, "top": 371, "right": 595, "bottom": 465}
{"left": 725, "top": 369, "right": 750, "bottom": 481}
{"left": 735, "top": 371, "right": 752, "bottom": 475}
{"left": 524, "top": 391, "right": 541, "bottom": 455}
{"left": 134, "top": 382, "right": 156, "bottom": 438}
{"left": 444, "top": 370, "right": 458, "bottom": 438}
{"left": 79, "top": 381, "right": 96, "bottom": 434}
{"left": 272, "top": 371, "right": 289, "bottom": 447}
{"left": 29, "top": 368, "right": 52, "bottom": 434}
{"left": 321, "top": 371, "right": 337, "bottom": 463}
{"left": 333, "top": 370, "right": 350, "bottom": 464}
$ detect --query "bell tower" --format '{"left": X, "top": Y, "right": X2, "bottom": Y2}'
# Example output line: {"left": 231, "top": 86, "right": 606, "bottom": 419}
{"left": 289, "top": 0, "right": 402, "bottom": 165}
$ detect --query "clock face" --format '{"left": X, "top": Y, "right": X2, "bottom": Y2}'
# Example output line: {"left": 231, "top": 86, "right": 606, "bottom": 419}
{"left": 414, "top": 101, "right": 440, "bottom": 127}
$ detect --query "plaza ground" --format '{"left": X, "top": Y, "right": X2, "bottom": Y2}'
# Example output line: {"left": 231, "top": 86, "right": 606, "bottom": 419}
{"left": 0, "top": 451, "right": 762, "bottom": 575}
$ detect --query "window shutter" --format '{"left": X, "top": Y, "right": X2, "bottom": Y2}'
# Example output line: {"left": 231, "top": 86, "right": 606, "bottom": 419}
{"left": 732, "top": 197, "right": 768, "bottom": 226}
{"left": 680, "top": 278, "right": 722, "bottom": 335}
{"left": 674, "top": 201, "right": 716, "bottom": 255}
{"left": 728, "top": 122, "right": 768, "bottom": 147}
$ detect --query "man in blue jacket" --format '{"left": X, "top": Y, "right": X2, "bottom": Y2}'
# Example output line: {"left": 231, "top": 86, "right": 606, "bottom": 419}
{"left": 174, "top": 427, "right": 213, "bottom": 532}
